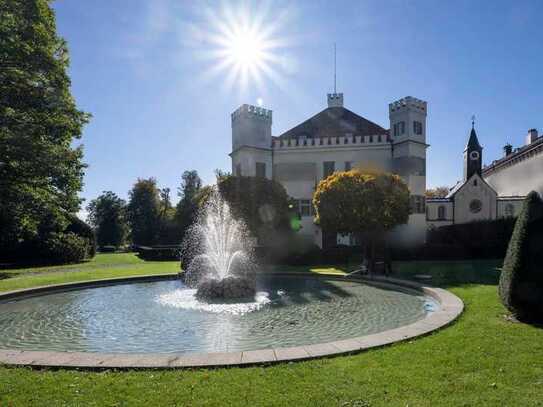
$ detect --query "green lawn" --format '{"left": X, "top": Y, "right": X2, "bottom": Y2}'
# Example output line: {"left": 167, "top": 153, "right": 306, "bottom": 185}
{"left": 1, "top": 254, "right": 543, "bottom": 406}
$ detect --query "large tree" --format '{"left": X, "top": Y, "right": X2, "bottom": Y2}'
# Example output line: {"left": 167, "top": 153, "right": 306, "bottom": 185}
{"left": 313, "top": 170, "right": 410, "bottom": 273}
{"left": 0, "top": 0, "right": 90, "bottom": 256}
{"left": 127, "top": 178, "right": 161, "bottom": 246}
{"left": 215, "top": 175, "right": 291, "bottom": 245}
{"left": 87, "top": 191, "right": 128, "bottom": 248}
{"left": 175, "top": 170, "right": 202, "bottom": 242}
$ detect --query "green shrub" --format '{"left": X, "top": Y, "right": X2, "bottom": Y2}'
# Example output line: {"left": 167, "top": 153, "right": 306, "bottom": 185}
{"left": 40, "top": 232, "right": 89, "bottom": 265}
{"left": 66, "top": 214, "right": 96, "bottom": 258}
{"left": 499, "top": 191, "right": 543, "bottom": 323}
{"left": 99, "top": 245, "right": 117, "bottom": 253}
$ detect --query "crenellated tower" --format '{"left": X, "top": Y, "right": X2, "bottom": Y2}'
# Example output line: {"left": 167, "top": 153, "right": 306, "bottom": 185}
{"left": 230, "top": 104, "right": 273, "bottom": 179}
{"left": 389, "top": 96, "right": 429, "bottom": 244}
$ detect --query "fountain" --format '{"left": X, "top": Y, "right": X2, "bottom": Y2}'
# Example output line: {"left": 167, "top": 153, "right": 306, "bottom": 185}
{"left": 181, "top": 191, "right": 257, "bottom": 300}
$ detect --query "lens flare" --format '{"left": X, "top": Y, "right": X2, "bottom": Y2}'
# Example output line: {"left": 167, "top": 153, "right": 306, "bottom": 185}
{"left": 193, "top": 3, "right": 297, "bottom": 94}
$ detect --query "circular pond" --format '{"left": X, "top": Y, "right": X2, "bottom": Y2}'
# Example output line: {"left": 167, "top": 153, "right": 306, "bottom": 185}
{"left": 0, "top": 275, "right": 437, "bottom": 354}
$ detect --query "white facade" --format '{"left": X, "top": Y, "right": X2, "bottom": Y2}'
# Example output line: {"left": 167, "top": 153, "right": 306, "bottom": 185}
{"left": 230, "top": 94, "right": 429, "bottom": 248}
{"left": 483, "top": 129, "right": 543, "bottom": 197}
{"left": 426, "top": 126, "right": 534, "bottom": 228}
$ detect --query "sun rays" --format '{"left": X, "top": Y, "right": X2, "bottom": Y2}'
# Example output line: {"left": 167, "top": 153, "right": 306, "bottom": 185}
{"left": 192, "top": 2, "right": 297, "bottom": 95}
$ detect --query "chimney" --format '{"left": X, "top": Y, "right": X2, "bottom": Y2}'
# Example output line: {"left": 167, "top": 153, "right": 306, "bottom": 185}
{"left": 526, "top": 128, "right": 538, "bottom": 145}
{"left": 504, "top": 143, "right": 513, "bottom": 156}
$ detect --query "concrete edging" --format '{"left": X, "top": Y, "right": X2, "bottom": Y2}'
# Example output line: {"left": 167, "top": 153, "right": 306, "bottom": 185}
{"left": 0, "top": 272, "right": 463, "bottom": 370}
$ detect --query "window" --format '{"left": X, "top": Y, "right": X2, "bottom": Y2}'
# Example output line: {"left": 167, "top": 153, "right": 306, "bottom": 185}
{"left": 344, "top": 161, "right": 352, "bottom": 171}
{"left": 438, "top": 205, "right": 446, "bottom": 220}
{"left": 235, "top": 164, "right": 242, "bottom": 176}
{"left": 299, "top": 199, "right": 312, "bottom": 217}
{"left": 413, "top": 121, "right": 423, "bottom": 135}
{"left": 469, "top": 199, "right": 482, "bottom": 213}
{"left": 504, "top": 203, "right": 515, "bottom": 217}
{"left": 323, "top": 161, "right": 335, "bottom": 178}
{"left": 255, "top": 162, "right": 266, "bottom": 178}
{"left": 393, "top": 122, "right": 406, "bottom": 137}
{"left": 292, "top": 199, "right": 312, "bottom": 217}
{"left": 410, "top": 195, "right": 426, "bottom": 214}
{"left": 473, "top": 179, "right": 478, "bottom": 186}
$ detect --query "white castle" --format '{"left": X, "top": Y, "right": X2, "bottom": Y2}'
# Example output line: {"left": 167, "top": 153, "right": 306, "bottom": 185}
{"left": 230, "top": 93, "right": 428, "bottom": 248}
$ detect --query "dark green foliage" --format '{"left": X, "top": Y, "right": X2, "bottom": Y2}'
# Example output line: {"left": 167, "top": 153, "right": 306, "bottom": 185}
{"left": 406, "top": 217, "right": 518, "bottom": 260}
{"left": 0, "top": 0, "right": 90, "bottom": 260}
{"left": 87, "top": 191, "right": 128, "bottom": 248}
{"left": 499, "top": 191, "right": 543, "bottom": 322}
{"left": 216, "top": 175, "right": 291, "bottom": 244}
{"left": 66, "top": 214, "right": 96, "bottom": 258}
{"left": 174, "top": 171, "right": 202, "bottom": 243}
{"left": 99, "top": 245, "right": 117, "bottom": 253}
{"left": 127, "top": 178, "right": 161, "bottom": 246}
{"left": 40, "top": 232, "right": 88, "bottom": 264}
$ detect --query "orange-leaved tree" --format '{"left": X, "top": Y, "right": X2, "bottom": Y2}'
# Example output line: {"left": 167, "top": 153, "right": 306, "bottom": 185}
{"left": 313, "top": 170, "right": 410, "bottom": 273}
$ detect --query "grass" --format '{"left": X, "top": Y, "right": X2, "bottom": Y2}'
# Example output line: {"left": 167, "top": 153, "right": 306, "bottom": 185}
{"left": 0, "top": 253, "right": 179, "bottom": 293}
{"left": 1, "top": 254, "right": 543, "bottom": 406}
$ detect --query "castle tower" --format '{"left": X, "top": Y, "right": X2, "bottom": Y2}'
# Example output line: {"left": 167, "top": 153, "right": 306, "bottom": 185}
{"left": 230, "top": 104, "right": 272, "bottom": 179}
{"left": 389, "top": 96, "right": 428, "bottom": 246}
{"left": 464, "top": 123, "right": 482, "bottom": 181}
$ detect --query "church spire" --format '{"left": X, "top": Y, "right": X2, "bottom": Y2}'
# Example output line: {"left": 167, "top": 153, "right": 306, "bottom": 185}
{"left": 464, "top": 117, "right": 483, "bottom": 181}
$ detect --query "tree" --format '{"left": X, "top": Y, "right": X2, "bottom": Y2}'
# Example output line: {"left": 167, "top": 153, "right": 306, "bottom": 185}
{"left": 313, "top": 170, "right": 410, "bottom": 273}
{"left": 425, "top": 186, "right": 450, "bottom": 199}
{"left": 127, "top": 178, "right": 161, "bottom": 246}
{"left": 499, "top": 191, "right": 543, "bottom": 323}
{"left": 87, "top": 191, "right": 128, "bottom": 248}
{"left": 175, "top": 171, "right": 202, "bottom": 242}
{"left": 215, "top": 175, "right": 291, "bottom": 244}
{"left": 0, "top": 0, "right": 90, "bottom": 260}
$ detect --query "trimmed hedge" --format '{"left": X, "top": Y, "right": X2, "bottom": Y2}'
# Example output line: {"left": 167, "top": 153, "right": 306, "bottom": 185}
{"left": 137, "top": 245, "right": 180, "bottom": 261}
{"left": 391, "top": 218, "right": 517, "bottom": 261}
{"left": 499, "top": 191, "right": 543, "bottom": 322}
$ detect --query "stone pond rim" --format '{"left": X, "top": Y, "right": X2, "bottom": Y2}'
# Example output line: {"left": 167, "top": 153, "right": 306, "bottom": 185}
{"left": 0, "top": 272, "right": 464, "bottom": 369}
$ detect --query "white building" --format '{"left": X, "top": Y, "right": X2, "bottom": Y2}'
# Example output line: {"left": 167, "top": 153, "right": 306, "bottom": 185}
{"left": 426, "top": 125, "right": 533, "bottom": 228}
{"left": 230, "top": 93, "right": 428, "bottom": 248}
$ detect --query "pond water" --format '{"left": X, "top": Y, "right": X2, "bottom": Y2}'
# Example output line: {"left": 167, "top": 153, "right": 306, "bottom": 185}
{"left": 0, "top": 276, "right": 437, "bottom": 354}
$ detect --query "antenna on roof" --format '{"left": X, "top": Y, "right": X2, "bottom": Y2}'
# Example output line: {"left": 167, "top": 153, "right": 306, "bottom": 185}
{"left": 333, "top": 43, "right": 337, "bottom": 93}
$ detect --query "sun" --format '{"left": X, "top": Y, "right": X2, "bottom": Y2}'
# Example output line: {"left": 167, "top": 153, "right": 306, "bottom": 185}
{"left": 226, "top": 28, "right": 264, "bottom": 69}
{"left": 194, "top": 3, "right": 296, "bottom": 93}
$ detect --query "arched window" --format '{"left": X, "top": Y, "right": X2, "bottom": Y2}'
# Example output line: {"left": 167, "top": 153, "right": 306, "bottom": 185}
{"left": 438, "top": 205, "right": 446, "bottom": 220}
{"left": 505, "top": 203, "right": 514, "bottom": 218}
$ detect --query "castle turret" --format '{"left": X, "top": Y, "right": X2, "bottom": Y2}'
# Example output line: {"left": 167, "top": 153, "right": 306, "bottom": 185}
{"left": 230, "top": 104, "right": 272, "bottom": 178}
{"left": 389, "top": 96, "right": 428, "bottom": 246}
{"left": 463, "top": 124, "right": 482, "bottom": 181}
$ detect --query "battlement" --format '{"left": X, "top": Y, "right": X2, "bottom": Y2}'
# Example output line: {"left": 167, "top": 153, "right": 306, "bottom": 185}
{"left": 231, "top": 104, "right": 272, "bottom": 123}
{"left": 389, "top": 96, "right": 427, "bottom": 114}
{"left": 272, "top": 133, "right": 391, "bottom": 150}
{"left": 327, "top": 93, "right": 344, "bottom": 108}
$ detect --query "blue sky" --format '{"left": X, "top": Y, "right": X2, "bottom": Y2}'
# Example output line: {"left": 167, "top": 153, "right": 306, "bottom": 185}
{"left": 52, "top": 0, "right": 543, "bottom": 210}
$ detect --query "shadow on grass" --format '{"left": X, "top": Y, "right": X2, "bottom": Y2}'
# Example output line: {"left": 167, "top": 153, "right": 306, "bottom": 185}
{"left": 269, "top": 259, "right": 504, "bottom": 290}
{"left": 394, "top": 259, "right": 503, "bottom": 289}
